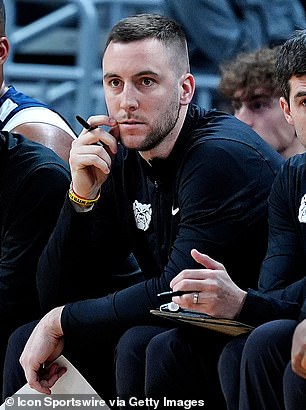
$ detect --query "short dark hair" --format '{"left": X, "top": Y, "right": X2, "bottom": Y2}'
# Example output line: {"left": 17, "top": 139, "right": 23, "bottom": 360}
{"left": 104, "top": 13, "right": 190, "bottom": 74}
{"left": 219, "top": 47, "right": 281, "bottom": 101}
{"left": 276, "top": 30, "right": 306, "bottom": 102}
{"left": 0, "top": 0, "right": 5, "bottom": 35}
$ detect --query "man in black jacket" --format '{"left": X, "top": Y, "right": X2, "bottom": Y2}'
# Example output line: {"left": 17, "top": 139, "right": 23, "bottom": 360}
{"left": 216, "top": 30, "right": 306, "bottom": 410}
{"left": 4, "top": 14, "right": 283, "bottom": 409}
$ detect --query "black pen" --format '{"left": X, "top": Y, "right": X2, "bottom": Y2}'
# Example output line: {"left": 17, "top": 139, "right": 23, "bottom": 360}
{"left": 75, "top": 115, "right": 103, "bottom": 146}
{"left": 76, "top": 115, "right": 97, "bottom": 132}
{"left": 157, "top": 290, "right": 196, "bottom": 297}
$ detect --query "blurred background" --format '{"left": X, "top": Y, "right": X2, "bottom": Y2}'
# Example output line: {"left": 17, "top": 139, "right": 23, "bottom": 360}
{"left": 3, "top": 0, "right": 220, "bottom": 133}
{"left": 4, "top": 0, "right": 305, "bottom": 133}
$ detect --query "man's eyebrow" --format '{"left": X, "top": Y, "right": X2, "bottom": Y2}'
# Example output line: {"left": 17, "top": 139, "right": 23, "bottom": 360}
{"left": 103, "top": 72, "right": 118, "bottom": 80}
{"left": 294, "top": 91, "right": 306, "bottom": 100}
{"left": 103, "top": 70, "right": 160, "bottom": 80}
{"left": 134, "top": 70, "right": 160, "bottom": 77}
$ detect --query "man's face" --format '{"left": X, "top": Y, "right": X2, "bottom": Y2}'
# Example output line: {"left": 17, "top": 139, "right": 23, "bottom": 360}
{"left": 232, "top": 88, "right": 295, "bottom": 154}
{"left": 102, "top": 38, "right": 184, "bottom": 152}
{"left": 281, "top": 75, "right": 306, "bottom": 148}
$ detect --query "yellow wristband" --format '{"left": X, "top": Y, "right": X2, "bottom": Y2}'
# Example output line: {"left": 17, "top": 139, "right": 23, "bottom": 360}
{"left": 68, "top": 186, "right": 100, "bottom": 207}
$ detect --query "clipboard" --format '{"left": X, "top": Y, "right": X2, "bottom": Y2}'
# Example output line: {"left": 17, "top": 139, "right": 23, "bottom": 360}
{"left": 150, "top": 309, "right": 254, "bottom": 336}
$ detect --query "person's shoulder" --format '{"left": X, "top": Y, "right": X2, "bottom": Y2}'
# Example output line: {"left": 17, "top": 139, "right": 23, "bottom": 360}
{"left": 270, "top": 153, "right": 306, "bottom": 198}
{"left": 185, "top": 106, "right": 284, "bottom": 174}
{"left": 5, "top": 131, "right": 70, "bottom": 172}
{"left": 287, "top": 152, "right": 306, "bottom": 167}
{"left": 187, "top": 105, "right": 255, "bottom": 139}
{"left": 280, "top": 152, "right": 306, "bottom": 178}
{"left": 12, "top": 121, "right": 74, "bottom": 162}
{"left": 1, "top": 85, "right": 76, "bottom": 136}
{"left": 187, "top": 105, "right": 279, "bottom": 152}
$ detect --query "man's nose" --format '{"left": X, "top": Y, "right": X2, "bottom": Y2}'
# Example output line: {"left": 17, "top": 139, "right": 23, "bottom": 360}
{"left": 119, "top": 84, "right": 139, "bottom": 111}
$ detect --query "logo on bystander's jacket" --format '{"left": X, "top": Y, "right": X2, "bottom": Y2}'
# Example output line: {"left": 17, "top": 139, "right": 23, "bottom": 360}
{"left": 298, "top": 194, "right": 306, "bottom": 223}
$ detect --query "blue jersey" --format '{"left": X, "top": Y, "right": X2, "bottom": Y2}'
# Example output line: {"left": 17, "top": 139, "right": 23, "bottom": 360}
{"left": 0, "top": 85, "right": 76, "bottom": 138}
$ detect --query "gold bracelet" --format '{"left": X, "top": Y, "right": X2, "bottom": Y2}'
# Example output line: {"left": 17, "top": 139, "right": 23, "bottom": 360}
{"left": 68, "top": 185, "right": 100, "bottom": 207}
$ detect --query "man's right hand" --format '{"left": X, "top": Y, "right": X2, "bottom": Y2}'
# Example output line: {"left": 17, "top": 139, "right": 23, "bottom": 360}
{"left": 19, "top": 306, "right": 66, "bottom": 394}
{"left": 69, "top": 115, "right": 119, "bottom": 199}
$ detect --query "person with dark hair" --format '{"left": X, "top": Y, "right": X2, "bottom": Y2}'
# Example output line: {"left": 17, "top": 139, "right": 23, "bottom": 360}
{"left": 0, "top": 0, "right": 76, "bottom": 161}
{"left": 216, "top": 29, "right": 306, "bottom": 409}
{"left": 219, "top": 46, "right": 305, "bottom": 158}
{"left": 3, "top": 13, "right": 283, "bottom": 408}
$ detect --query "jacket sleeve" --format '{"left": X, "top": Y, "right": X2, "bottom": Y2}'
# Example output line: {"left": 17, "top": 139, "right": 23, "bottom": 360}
{"left": 258, "top": 159, "right": 306, "bottom": 304}
{"left": 37, "top": 161, "right": 137, "bottom": 313}
{"left": 237, "top": 289, "right": 300, "bottom": 327}
{"left": 0, "top": 164, "right": 70, "bottom": 327}
{"left": 237, "top": 159, "right": 306, "bottom": 325}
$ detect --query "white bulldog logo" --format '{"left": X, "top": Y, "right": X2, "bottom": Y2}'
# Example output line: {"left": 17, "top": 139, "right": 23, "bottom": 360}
{"left": 298, "top": 194, "right": 306, "bottom": 223}
{"left": 133, "top": 200, "right": 152, "bottom": 231}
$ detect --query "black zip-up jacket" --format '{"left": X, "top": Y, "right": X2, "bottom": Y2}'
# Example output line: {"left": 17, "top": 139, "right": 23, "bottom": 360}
{"left": 239, "top": 154, "right": 306, "bottom": 326}
{"left": 36, "top": 105, "right": 283, "bottom": 339}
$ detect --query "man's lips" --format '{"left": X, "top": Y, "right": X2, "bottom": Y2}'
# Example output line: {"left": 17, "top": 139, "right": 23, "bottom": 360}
{"left": 117, "top": 120, "right": 146, "bottom": 131}
{"left": 117, "top": 120, "right": 144, "bottom": 125}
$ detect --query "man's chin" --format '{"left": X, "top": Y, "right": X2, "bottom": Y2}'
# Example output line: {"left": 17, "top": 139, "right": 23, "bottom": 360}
{"left": 120, "top": 134, "right": 145, "bottom": 150}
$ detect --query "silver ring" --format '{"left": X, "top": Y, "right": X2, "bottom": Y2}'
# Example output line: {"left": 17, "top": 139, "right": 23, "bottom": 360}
{"left": 193, "top": 292, "right": 199, "bottom": 304}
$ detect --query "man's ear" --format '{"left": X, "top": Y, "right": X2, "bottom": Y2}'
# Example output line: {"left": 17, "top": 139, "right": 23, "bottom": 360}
{"left": 0, "top": 36, "right": 9, "bottom": 65}
{"left": 280, "top": 96, "right": 294, "bottom": 125}
{"left": 180, "top": 73, "right": 195, "bottom": 105}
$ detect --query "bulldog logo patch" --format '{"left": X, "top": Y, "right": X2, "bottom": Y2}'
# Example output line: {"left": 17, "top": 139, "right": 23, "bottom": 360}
{"left": 298, "top": 194, "right": 306, "bottom": 223}
{"left": 133, "top": 200, "right": 152, "bottom": 231}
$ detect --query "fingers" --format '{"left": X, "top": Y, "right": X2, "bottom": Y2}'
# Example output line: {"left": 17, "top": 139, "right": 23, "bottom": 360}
{"left": 172, "top": 290, "right": 202, "bottom": 307}
{"left": 75, "top": 128, "right": 118, "bottom": 157}
{"left": 79, "top": 115, "right": 119, "bottom": 155}
{"left": 25, "top": 363, "right": 67, "bottom": 395}
{"left": 70, "top": 116, "right": 119, "bottom": 180}
{"left": 172, "top": 287, "right": 215, "bottom": 310}
{"left": 292, "top": 352, "right": 306, "bottom": 379}
{"left": 70, "top": 115, "right": 120, "bottom": 196}
{"left": 40, "top": 363, "right": 67, "bottom": 389}
{"left": 28, "top": 378, "right": 51, "bottom": 395}
{"left": 70, "top": 144, "right": 112, "bottom": 175}
{"left": 291, "top": 320, "right": 306, "bottom": 379}
{"left": 170, "top": 250, "right": 225, "bottom": 289}
{"left": 70, "top": 134, "right": 115, "bottom": 187}
{"left": 302, "top": 353, "right": 306, "bottom": 371}
{"left": 86, "top": 115, "right": 117, "bottom": 130}
{"left": 191, "top": 249, "right": 225, "bottom": 270}
{"left": 22, "top": 363, "right": 51, "bottom": 395}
